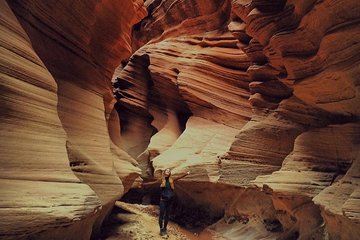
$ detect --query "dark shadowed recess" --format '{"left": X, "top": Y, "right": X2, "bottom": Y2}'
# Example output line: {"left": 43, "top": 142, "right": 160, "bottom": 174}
{"left": 119, "top": 187, "right": 222, "bottom": 234}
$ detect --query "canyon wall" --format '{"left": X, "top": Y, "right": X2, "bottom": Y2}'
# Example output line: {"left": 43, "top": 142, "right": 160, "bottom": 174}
{"left": 1, "top": 0, "right": 359, "bottom": 239}
{"left": 0, "top": 0, "right": 145, "bottom": 239}
{"left": 113, "top": 0, "right": 360, "bottom": 239}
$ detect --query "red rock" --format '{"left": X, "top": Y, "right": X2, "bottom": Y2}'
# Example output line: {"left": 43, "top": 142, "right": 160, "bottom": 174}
{"left": 249, "top": 80, "right": 293, "bottom": 99}
{"left": 1, "top": 0, "right": 145, "bottom": 238}
{"left": 1, "top": 0, "right": 360, "bottom": 239}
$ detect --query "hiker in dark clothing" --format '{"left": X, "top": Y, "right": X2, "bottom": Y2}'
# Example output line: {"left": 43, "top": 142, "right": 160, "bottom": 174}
{"left": 140, "top": 168, "right": 190, "bottom": 236}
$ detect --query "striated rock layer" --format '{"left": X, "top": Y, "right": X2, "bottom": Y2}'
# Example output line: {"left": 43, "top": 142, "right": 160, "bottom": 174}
{"left": 113, "top": 0, "right": 253, "bottom": 179}
{"left": 232, "top": 0, "right": 360, "bottom": 238}
{"left": 114, "top": 0, "right": 360, "bottom": 239}
{"left": 0, "top": 0, "right": 146, "bottom": 239}
{"left": 0, "top": 2, "right": 100, "bottom": 238}
{"left": 1, "top": 0, "right": 359, "bottom": 239}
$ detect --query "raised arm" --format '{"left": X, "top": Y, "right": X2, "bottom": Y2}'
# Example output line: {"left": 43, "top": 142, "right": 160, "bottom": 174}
{"left": 173, "top": 171, "right": 190, "bottom": 182}
{"left": 139, "top": 178, "right": 161, "bottom": 188}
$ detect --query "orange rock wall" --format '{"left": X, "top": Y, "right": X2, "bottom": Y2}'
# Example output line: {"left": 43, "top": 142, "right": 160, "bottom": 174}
{"left": 114, "top": 0, "right": 360, "bottom": 238}
{"left": 232, "top": 0, "right": 360, "bottom": 238}
{"left": 1, "top": 0, "right": 359, "bottom": 239}
{"left": 0, "top": 0, "right": 146, "bottom": 239}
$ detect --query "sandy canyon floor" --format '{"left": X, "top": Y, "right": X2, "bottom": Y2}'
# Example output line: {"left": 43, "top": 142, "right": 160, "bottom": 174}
{"left": 100, "top": 202, "right": 215, "bottom": 240}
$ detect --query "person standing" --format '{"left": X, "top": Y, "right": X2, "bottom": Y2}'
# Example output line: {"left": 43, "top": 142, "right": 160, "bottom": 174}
{"left": 140, "top": 168, "right": 190, "bottom": 237}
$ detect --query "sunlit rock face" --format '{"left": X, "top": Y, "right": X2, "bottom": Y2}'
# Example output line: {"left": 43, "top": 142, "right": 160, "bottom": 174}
{"left": 0, "top": 2, "right": 100, "bottom": 239}
{"left": 114, "top": 0, "right": 360, "bottom": 238}
{"left": 0, "top": 0, "right": 145, "bottom": 239}
{"left": 1, "top": 0, "right": 359, "bottom": 238}
{"left": 114, "top": 0, "right": 253, "bottom": 179}
{"left": 231, "top": 0, "right": 360, "bottom": 238}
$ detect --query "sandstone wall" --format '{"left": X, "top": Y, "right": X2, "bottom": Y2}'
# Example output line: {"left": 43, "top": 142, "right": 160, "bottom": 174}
{"left": 114, "top": 0, "right": 360, "bottom": 238}
{"left": 1, "top": 0, "right": 359, "bottom": 239}
{"left": 0, "top": 0, "right": 146, "bottom": 239}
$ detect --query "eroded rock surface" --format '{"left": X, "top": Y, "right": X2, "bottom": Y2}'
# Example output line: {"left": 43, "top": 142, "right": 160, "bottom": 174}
{"left": 113, "top": 0, "right": 360, "bottom": 239}
{"left": 0, "top": 0, "right": 145, "bottom": 239}
{"left": 1, "top": 0, "right": 359, "bottom": 239}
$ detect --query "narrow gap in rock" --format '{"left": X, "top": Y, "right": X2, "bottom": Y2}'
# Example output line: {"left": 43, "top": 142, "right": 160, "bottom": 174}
{"left": 100, "top": 187, "right": 223, "bottom": 238}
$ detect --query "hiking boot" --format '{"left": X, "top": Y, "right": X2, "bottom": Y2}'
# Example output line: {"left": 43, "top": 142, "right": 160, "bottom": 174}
{"left": 163, "top": 229, "right": 169, "bottom": 238}
{"left": 160, "top": 228, "right": 165, "bottom": 236}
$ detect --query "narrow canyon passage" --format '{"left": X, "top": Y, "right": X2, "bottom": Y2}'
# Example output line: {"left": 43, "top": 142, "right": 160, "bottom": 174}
{"left": 1, "top": 0, "right": 360, "bottom": 239}
{"left": 99, "top": 201, "right": 213, "bottom": 240}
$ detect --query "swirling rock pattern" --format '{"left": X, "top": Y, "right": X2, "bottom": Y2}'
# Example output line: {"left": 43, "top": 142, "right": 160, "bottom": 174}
{"left": 0, "top": 1, "right": 100, "bottom": 239}
{"left": 0, "top": 0, "right": 145, "bottom": 239}
{"left": 230, "top": 0, "right": 360, "bottom": 238}
{"left": 1, "top": 0, "right": 359, "bottom": 239}
{"left": 114, "top": 0, "right": 360, "bottom": 238}
{"left": 113, "top": 0, "right": 255, "bottom": 182}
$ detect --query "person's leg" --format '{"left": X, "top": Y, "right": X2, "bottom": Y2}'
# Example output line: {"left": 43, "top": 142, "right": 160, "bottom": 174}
{"left": 159, "top": 200, "right": 166, "bottom": 234}
{"left": 163, "top": 200, "right": 173, "bottom": 232}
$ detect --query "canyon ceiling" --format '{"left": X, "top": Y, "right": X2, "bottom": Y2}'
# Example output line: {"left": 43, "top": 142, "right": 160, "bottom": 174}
{"left": 0, "top": 0, "right": 359, "bottom": 239}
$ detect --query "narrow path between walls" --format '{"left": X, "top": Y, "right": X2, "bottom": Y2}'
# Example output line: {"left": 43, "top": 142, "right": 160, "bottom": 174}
{"left": 99, "top": 202, "right": 215, "bottom": 240}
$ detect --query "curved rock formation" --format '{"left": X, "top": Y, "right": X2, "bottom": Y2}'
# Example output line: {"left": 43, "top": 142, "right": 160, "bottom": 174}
{"left": 0, "top": 1, "right": 99, "bottom": 239}
{"left": 230, "top": 0, "right": 360, "bottom": 238}
{"left": 113, "top": 0, "right": 253, "bottom": 181}
{"left": 1, "top": 0, "right": 145, "bottom": 239}
{"left": 1, "top": 0, "right": 359, "bottom": 239}
{"left": 114, "top": 0, "right": 360, "bottom": 239}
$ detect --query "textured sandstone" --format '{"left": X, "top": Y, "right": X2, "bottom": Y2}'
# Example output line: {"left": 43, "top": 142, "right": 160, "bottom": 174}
{"left": 229, "top": 0, "right": 360, "bottom": 238}
{"left": 114, "top": 0, "right": 360, "bottom": 239}
{"left": 1, "top": 0, "right": 145, "bottom": 239}
{"left": 0, "top": 1, "right": 100, "bottom": 238}
{"left": 1, "top": 0, "right": 359, "bottom": 239}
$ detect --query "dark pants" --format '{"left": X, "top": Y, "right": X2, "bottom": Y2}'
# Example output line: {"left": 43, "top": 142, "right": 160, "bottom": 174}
{"left": 159, "top": 199, "right": 173, "bottom": 230}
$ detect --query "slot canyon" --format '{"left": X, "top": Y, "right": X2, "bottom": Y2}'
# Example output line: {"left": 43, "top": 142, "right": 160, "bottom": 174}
{"left": 0, "top": 0, "right": 359, "bottom": 239}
